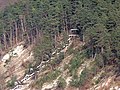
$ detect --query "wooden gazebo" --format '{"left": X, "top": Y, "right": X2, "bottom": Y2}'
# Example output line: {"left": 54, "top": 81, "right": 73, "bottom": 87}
{"left": 68, "top": 29, "right": 80, "bottom": 45}
{"left": 69, "top": 29, "right": 79, "bottom": 39}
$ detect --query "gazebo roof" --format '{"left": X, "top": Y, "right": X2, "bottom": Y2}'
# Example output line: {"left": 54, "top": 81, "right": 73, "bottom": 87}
{"left": 70, "top": 29, "right": 79, "bottom": 31}
{"left": 69, "top": 34, "right": 79, "bottom": 37}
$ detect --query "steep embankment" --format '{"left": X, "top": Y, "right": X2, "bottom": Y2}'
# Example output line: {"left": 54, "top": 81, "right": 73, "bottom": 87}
{"left": 0, "top": 44, "right": 33, "bottom": 90}
{"left": 0, "top": 36, "right": 120, "bottom": 90}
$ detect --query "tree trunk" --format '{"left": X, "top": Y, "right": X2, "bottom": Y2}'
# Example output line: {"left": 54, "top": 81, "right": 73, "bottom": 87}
{"left": 20, "top": 16, "right": 25, "bottom": 41}
{"left": 23, "top": 16, "right": 30, "bottom": 45}
{"left": 35, "top": 27, "right": 39, "bottom": 43}
{"left": 9, "top": 23, "right": 13, "bottom": 48}
{"left": 3, "top": 33, "right": 7, "bottom": 50}
{"left": 6, "top": 32, "right": 10, "bottom": 47}
{"left": 15, "top": 21, "right": 18, "bottom": 45}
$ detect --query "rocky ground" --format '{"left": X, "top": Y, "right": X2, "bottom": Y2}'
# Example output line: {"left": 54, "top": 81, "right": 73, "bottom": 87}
{"left": 0, "top": 37, "right": 119, "bottom": 90}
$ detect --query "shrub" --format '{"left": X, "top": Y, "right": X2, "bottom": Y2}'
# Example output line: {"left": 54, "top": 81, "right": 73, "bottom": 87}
{"left": 95, "top": 54, "right": 104, "bottom": 68}
{"left": 57, "top": 77, "right": 66, "bottom": 89}
{"left": 69, "top": 58, "right": 80, "bottom": 76}
{"left": 58, "top": 52, "right": 64, "bottom": 61}
{"left": 36, "top": 70, "right": 61, "bottom": 88}
{"left": 90, "top": 64, "right": 98, "bottom": 75}
{"left": 70, "top": 68, "right": 88, "bottom": 87}
{"left": 63, "top": 64, "right": 69, "bottom": 70}
{"left": 70, "top": 75, "right": 80, "bottom": 87}
{"left": 67, "top": 43, "right": 74, "bottom": 55}
{"left": 84, "top": 48, "right": 92, "bottom": 58}
{"left": 50, "top": 52, "right": 64, "bottom": 68}
{"left": 7, "top": 76, "right": 16, "bottom": 88}
{"left": 69, "top": 52, "right": 84, "bottom": 76}
{"left": 95, "top": 78, "right": 100, "bottom": 84}
{"left": 79, "top": 68, "right": 88, "bottom": 85}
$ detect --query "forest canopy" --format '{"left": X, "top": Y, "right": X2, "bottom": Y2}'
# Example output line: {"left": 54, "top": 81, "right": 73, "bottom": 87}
{"left": 0, "top": 0, "right": 120, "bottom": 71}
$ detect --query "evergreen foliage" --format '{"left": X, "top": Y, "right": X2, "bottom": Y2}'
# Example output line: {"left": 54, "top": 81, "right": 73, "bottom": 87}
{"left": 0, "top": 0, "right": 119, "bottom": 72}
{"left": 35, "top": 70, "right": 60, "bottom": 88}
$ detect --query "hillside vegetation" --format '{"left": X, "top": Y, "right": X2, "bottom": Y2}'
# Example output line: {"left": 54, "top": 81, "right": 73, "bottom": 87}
{"left": 0, "top": 0, "right": 120, "bottom": 90}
